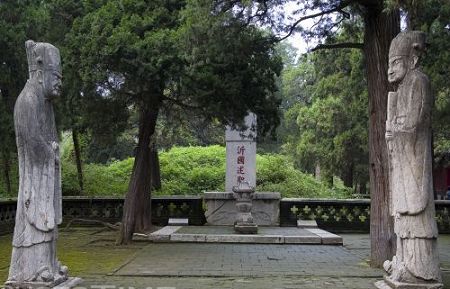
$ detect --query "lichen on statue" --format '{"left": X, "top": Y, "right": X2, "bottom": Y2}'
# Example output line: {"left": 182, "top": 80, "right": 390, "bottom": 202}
{"left": 381, "top": 31, "right": 443, "bottom": 288}
{"left": 5, "top": 40, "right": 67, "bottom": 287}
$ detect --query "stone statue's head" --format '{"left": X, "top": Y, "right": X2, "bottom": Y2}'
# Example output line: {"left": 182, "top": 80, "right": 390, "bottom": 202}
{"left": 388, "top": 31, "right": 426, "bottom": 84}
{"left": 25, "top": 40, "right": 62, "bottom": 98}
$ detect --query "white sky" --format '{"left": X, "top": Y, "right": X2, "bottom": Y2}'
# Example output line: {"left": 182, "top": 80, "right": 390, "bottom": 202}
{"left": 285, "top": 35, "right": 316, "bottom": 54}
{"left": 279, "top": 3, "right": 324, "bottom": 54}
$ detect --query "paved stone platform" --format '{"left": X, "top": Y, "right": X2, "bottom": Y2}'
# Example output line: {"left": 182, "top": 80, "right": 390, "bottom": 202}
{"left": 115, "top": 242, "right": 378, "bottom": 277}
{"left": 103, "top": 234, "right": 450, "bottom": 288}
{"left": 82, "top": 275, "right": 382, "bottom": 289}
{"left": 2, "top": 230, "right": 449, "bottom": 289}
{"left": 148, "top": 225, "right": 343, "bottom": 244}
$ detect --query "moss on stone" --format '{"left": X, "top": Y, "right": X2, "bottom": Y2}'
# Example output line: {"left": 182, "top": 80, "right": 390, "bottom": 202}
{"left": 0, "top": 227, "right": 146, "bottom": 283}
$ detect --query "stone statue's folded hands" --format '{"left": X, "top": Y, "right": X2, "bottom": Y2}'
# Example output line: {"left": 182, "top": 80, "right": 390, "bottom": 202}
{"left": 51, "top": 141, "right": 60, "bottom": 164}
{"left": 385, "top": 130, "right": 393, "bottom": 140}
{"left": 51, "top": 141, "right": 59, "bottom": 151}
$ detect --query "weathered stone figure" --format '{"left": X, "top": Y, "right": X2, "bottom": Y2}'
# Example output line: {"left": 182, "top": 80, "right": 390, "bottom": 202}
{"left": 376, "top": 31, "right": 443, "bottom": 289}
{"left": 6, "top": 40, "right": 67, "bottom": 287}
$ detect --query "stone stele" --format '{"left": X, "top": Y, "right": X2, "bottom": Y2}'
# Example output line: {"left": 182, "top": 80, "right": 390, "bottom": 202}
{"left": 225, "top": 112, "right": 257, "bottom": 192}
{"left": 375, "top": 31, "right": 443, "bottom": 289}
{"left": 5, "top": 40, "right": 81, "bottom": 289}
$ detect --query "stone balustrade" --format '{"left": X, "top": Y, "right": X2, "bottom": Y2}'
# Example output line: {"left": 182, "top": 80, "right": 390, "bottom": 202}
{"left": 1, "top": 197, "right": 449, "bottom": 235}
{"left": 0, "top": 196, "right": 205, "bottom": 235}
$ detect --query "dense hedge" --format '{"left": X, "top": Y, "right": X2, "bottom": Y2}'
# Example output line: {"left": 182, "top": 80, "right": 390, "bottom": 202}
{"left": 63, "top": 145, "right": 351, "bottom": 198}
{"left": 2, "top": 145, "right": 351, "bottom": 198}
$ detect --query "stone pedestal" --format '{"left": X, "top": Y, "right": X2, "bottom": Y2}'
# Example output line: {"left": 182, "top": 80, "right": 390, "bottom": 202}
{"left": 233, "top": 182, "right": 258, "bottom": 234}
{"left": 5, "top": 277, "right": 83, "bottom": 289}
{"left": 204, "top": 191, "right": 280, "bottom": 226}
{"left": 375, "top": 276, "right": 443, "bottom": 289}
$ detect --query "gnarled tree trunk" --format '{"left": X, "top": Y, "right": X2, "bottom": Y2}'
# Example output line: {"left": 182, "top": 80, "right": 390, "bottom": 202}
{"left": 150, "top": 142, "right": 161, "bottom": 190}
{"left": 362, "top": 3, "right": 400, "bottom": 267}
{"left": 342, "top": 160, "right": 354, "bottom": 188}
{"left": 72, "top": 129, "right": 83, "bottom": 194}
{"left": 2, "top": 151, "right": 11, "bottom": 195}
{"left": 117, "top": 99, "right": 160, "bottom": 245}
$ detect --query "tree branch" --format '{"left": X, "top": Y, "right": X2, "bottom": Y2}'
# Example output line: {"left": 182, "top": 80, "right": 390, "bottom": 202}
{"left": 161, "top": 95, "right": 202, "bottom": 110}
{"left": 277, "top": 0, "right": 354, "bottom": 42}
{"left": 310, "top": 42, "right": 364, "bottom": 51}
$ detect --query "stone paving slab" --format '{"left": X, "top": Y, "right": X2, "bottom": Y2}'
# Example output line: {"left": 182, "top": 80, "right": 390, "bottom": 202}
{"left": 149, "top": 226, "right": 342, "bottom": 245}
{"left": 82, "top": 275, "right": 382, "bottom": 289}
{"left": 297, "top": 219, "right": 318, "bottom": 228}
{"left": 149, "top": 226, "right": 181, "bottom": 242}
{"left": 204, "top": 234, "right": 285, "bottom": 244}
{"left": 306, "top": 228, "right": 343, "bottom": 244}
{"left": 115, "top": 243, "right": 380, "bottom": 277}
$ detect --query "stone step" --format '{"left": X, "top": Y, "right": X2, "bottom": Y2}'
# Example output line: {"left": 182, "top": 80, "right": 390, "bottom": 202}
{"left": 147, "top": 226, "right": 342, "bottom": 245}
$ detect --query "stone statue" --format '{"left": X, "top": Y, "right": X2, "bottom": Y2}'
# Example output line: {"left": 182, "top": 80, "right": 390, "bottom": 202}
{"left": 375, "top": 31, "right": 443, "bottom": 289}
{"left": 5, "top": 40, "right": 68, "bottom": 288}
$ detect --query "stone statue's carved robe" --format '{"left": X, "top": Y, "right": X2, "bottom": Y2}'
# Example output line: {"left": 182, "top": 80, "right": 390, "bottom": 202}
{"left": 7, "top": 79, "right": 62, "bottom": 283}
{"left": 388, "top": 69, "right": 440, "bottom": 281}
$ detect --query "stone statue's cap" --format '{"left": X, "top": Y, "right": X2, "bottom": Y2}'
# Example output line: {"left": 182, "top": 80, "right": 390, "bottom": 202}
{"left": 25, "top": 40, "right": 61, "bottom": 76}
{"left": 389, "top": 31, "right": 426, "bottom": 58}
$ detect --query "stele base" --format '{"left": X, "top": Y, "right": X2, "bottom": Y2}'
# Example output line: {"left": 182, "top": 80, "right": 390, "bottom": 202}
{"left": 234, "top": 223, "right": 258, "bottom": 234}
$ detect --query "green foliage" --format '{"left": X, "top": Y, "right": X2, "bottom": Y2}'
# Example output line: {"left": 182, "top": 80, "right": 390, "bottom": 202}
{"left": 256, "top": 154, "right": 351, "bottom": 198}
{"left": 62, "top": 158, "right": 133, "bottom": 196}
{"left": 421, "top": 3, "right": 450, "bottom": 155}
{"left": 59, "top": 145, "right": 351, "bottom": 198}
{"left": 62, "top": 0, "right": 282, "bottom": 136}
{"left": 277, "top": 21, "right": 369, "bottom": 192}
{"left": 156, "top": 145, "right": 226, "bottom": 195}
{"left": 180, "top": 0, "right": 283, "bottom": 135}
{"left": 60, "top": 131, "right": 132, "bottom": 195}
{"left": 0, "top": 159, "right": 18, "bottom": 198}
{"left": 385, "top": 0, "right": 450, "bottom": 156}
{"left": 0, "top": 1, "right": 51, "bottom": 197}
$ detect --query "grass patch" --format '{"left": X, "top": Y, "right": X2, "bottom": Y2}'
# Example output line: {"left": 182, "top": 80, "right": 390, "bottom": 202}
{"left": 0, "top": 228, "right": 146, "bottom": 282}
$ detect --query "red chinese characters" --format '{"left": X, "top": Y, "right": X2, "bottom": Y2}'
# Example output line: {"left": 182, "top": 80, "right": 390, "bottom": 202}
{"left": 236, "top": 145, "right": 246, "bottom": 183}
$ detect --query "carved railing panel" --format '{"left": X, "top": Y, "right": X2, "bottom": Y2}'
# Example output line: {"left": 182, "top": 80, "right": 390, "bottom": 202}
{"left": 0, "top": 200, "right": 16, "bottom": 235}
{"left": 280, "top": 198, "right": 371, "bottom": 232}
{"left": 152, "top": 196, "right": 205, "bottom": 225}
{"left": 280, "top": 199, "right": 450, "bottom": 234}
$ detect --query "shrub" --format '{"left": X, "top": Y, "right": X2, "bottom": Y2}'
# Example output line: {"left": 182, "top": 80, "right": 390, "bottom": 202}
{"left": 156, "top": 146, "right": 225, "bottom": 195}
{"left": 60, "top": 145, "right": 351, "bottom": 198}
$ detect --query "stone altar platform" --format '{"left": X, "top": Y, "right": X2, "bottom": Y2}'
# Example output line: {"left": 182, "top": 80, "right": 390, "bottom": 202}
{"left": 148, "top": 226, "right": 342, "bottom": 245}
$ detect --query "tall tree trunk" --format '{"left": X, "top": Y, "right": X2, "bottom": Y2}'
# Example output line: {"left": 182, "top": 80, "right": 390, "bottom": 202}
{"left": 362, "top": 3, "right": 400, "bottom": 267}
{"left": 72, "top": 129, "right": 84, "bottom": 194}
{"left": 359, "top": 181, "right": 367, "bottom": 196}
{"left": 150, "top": 142, "right": 161, "bottom": 190}
{"left": 342, "top": 160, "right": 354, "bottom": 188}
{"left": 2, "top": 151, "right": 11, "bottom": 195}
{"left": 117, "top": 100, "right": 160, "bottom": 245}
